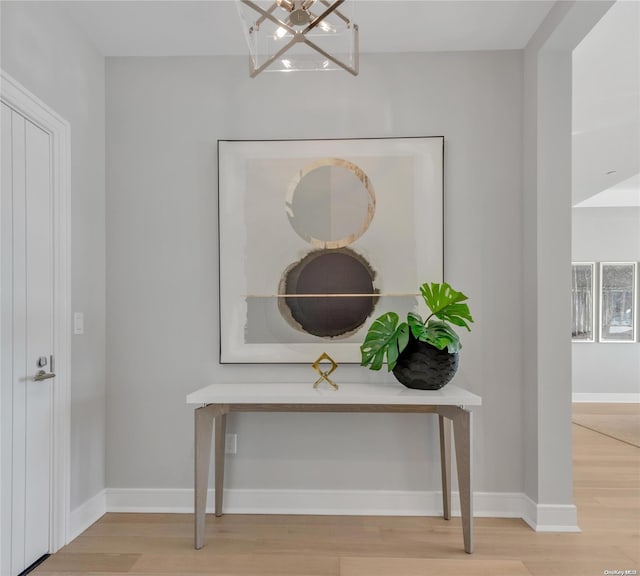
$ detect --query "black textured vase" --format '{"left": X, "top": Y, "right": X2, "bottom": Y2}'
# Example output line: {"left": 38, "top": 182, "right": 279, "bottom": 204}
{"left": 392, "top": 335, "right": 459, "bottom": 390}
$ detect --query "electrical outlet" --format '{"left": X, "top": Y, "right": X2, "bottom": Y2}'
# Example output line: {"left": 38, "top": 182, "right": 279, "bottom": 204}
{"left": 225, "top": 434, "right": 237, "bottom": 455}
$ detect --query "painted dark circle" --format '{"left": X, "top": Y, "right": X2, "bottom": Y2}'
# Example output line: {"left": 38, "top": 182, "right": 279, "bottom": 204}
{"left": 280, "top": 249, "right": 378, "bottom": 338}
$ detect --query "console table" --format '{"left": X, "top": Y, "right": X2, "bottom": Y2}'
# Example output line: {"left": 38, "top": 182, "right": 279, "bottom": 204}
{"left": 186, "top": 382, "right": 481, "bottom": 553}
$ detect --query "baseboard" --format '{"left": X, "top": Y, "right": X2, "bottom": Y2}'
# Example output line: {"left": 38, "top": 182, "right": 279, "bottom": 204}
{"left": 105, "top": 488, "right": 578, "bottom": 531}
{"left": 573, "top": 393, "right": 640, "bottom": 403}
{"left": 521, "top": 494, "right": 580, "bottom": 532}
{"left": 68, "top": 488, "right": 581, "bottom": 540}
{"left": 68, "top": 489, "right": 106, "bottom": 542}
{"left": 106, "top": 487, "right": 514, "bottom": 516}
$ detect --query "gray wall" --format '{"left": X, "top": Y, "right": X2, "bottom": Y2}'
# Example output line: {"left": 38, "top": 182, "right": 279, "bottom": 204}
{"left": 520, "top": 0, "right": 613, "bottom": 514}
{"left": 106, "top": 53, "right": 524, "bottom": 495}
{"left": 0, "top": 0, "right": 601, "bottom": 522}
{"left": 572, "top": 207, "right": 640, "bottom": 396}
{"left": 1, "top": 2, "right": 107, "bottom": 509}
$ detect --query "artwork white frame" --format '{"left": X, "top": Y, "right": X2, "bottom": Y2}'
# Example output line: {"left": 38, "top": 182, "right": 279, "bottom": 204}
{"left": 218, "top": 137, "right": 444, "bottom": 363}
{"left": 571, "top": 262, "right": 595, "bottom": 342}
{"left": 598, "top": 262, "right": 637, "bottom": 343}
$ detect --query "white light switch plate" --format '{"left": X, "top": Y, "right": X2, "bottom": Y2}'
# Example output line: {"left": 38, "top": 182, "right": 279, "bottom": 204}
{"left": 73, "top": 312, "right": 84, "bottom": 335}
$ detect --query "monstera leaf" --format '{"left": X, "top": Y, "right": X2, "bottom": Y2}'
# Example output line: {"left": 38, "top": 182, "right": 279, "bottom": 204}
{"left": 408, "top": 312, "right": 462, "bottom": 353}
{"left": 420, "top": 282, "right": 473, "bottom": 331}
{"left": 423, "top": 320, "right": 462, "bottom": 353}
{"left": 360, "top": 282, "right": 474, "bottom": 373}
{"left": 407, "top": 312, "right": 427, "bottom": 339}
{"left": 360, "top": 312, "right": 409, "bottom": 371}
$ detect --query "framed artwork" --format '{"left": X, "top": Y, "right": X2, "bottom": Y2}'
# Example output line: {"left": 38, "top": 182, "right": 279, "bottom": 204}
{"left": 571, "top": 262, "right": 595, "bottom": 342}
{"left": 218, "top": 137, "right": 444, "bottom": 363}
{"left": 599, "top": 262, "right": 637, "bottom": 343}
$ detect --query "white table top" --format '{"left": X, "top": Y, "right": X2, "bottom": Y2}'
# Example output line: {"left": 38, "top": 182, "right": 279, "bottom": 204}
{"left": 186, "top": 382, "right": 481, "bottom": 407}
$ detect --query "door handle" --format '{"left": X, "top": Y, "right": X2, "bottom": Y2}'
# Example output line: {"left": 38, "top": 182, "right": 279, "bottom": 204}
{"left": 34, "top": 370, "right": 56, "bottom": 381}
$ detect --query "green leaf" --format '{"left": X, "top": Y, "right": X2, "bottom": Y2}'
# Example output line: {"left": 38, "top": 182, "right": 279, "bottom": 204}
{"left": 360, "top": 312, "right": 410, "bottom": 372}
{"left": 407, "top": 312, "right": 424, "bottom": 326}
{"left": 397, "top": 322, "right": 410, "bottom": 352}
{"left": 420, "top": 282, "right": 474, "bottom": 331}
{"left": 407, "top": 312, "right": 427, "bottom": 339}
{"left": 420, "top": 320, "right": 462, "bottom": 353}
{"left": 361, "top": 282, "right": 473, "bottom": 372}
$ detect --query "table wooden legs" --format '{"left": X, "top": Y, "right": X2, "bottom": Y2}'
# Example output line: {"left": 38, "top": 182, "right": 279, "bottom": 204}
{"left": 194, "top": 405, "right": 228, "bottom": 549}
{"left": 453, "top": 409, "right": 473, "bottom": 554}
{"left": 194, "top": 404, "right": 473, "bottom": 553}
{"left": 437, "top": 405, "right": 474, "bottom": 554}
{"left": 438, "top": 415, "right": 452, "bottom": 520}
{"left": 194, "top": 406, "right": 214, "bottom": 550}
{"left": 214, "top": 412, "right": 227, "bottom": 517}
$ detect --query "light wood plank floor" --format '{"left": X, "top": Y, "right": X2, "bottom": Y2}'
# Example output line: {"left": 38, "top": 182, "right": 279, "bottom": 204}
{"left": 34, "top": 412, "right": 639, "bottom": 576}
{"left": 573, "top": 402, "right": 640, "bottom": 447}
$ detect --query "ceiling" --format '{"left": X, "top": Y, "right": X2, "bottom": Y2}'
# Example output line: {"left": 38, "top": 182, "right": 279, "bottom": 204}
{"left": 61, "top": 0, "right": 556, "bottom": 56}
{"left": 58, "top": 1, "right": 638, "bottom": 207}
{"left": 572, "top": 0, "right": 639, "bottom": 207}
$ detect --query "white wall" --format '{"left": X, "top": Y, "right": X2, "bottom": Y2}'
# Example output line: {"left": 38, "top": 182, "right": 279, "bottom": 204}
{"left": 572, "top": 207, "right": 640, "bottom": 397}
{"left": 1, "top": 2, "right": 106, "bottom": 511}
{"left": 105, "top": 52, "right": 524, "bottom": 505}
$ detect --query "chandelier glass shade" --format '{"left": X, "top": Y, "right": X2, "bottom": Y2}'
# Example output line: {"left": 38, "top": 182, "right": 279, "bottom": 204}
{"left": 236, "top": 0, "right": 359, "bottom": 77}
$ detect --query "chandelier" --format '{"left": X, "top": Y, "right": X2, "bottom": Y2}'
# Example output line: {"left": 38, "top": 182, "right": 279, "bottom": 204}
{"left": 236, "top": 0, "right": 359, "bottom": 77}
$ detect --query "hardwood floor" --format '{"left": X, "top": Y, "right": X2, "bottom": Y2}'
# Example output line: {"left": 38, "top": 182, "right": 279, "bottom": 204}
{"left": 573, "top": 402, "right": 640, "bottom": 447}
{"left": 34, "top": 419, "right": 639, "bottom": 576}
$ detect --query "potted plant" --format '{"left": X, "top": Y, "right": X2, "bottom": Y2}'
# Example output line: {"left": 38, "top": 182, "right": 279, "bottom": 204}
{"left": 360, "top": 282, "right": 474, "bottom": 390}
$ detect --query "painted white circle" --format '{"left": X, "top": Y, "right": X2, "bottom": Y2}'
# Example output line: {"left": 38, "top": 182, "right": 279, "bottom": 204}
{"left": 285, "top": 158, "right": 376, "bottom": 248}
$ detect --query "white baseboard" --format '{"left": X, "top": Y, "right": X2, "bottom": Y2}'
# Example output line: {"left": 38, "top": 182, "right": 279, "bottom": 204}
{"left": 107, "top": 488, "right": 196, "bottom": 513}
{"left": 68, "top": 489, "right": 106, "bottom": 543}
{"left": 106, "top": 487, "right": 457, "bottom": 516}
{"left": 521, "top": 495, "right": 580, "bottom": 532}
{"left": 573, "top": 393, "right": 640, "bottom": 403}
{"left": 105, "top": 488, "right": 579, "bottom": 531}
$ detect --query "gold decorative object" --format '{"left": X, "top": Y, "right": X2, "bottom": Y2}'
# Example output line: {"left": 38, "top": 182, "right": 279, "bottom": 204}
{"left": 312, "top": 352, "right": 339, "bottom": 390}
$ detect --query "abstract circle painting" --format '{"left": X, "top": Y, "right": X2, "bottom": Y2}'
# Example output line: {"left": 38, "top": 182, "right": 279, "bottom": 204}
{"left": 280, "top": 158, "right": 378, "bottom": 338}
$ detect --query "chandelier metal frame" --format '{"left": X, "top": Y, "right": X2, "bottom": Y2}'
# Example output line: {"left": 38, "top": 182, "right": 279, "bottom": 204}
{"left": 238, "top": 0, "right": 359, "bottom": 77}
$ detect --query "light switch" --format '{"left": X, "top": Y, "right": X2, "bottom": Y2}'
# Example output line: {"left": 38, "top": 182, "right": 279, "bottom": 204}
{"left": 73, "top": 312, "right": 84, "bottom": 335}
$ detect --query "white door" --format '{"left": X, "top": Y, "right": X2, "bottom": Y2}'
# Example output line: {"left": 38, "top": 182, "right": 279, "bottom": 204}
{"left": 1, "top": 102, "right": 54, "bottom": 575}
